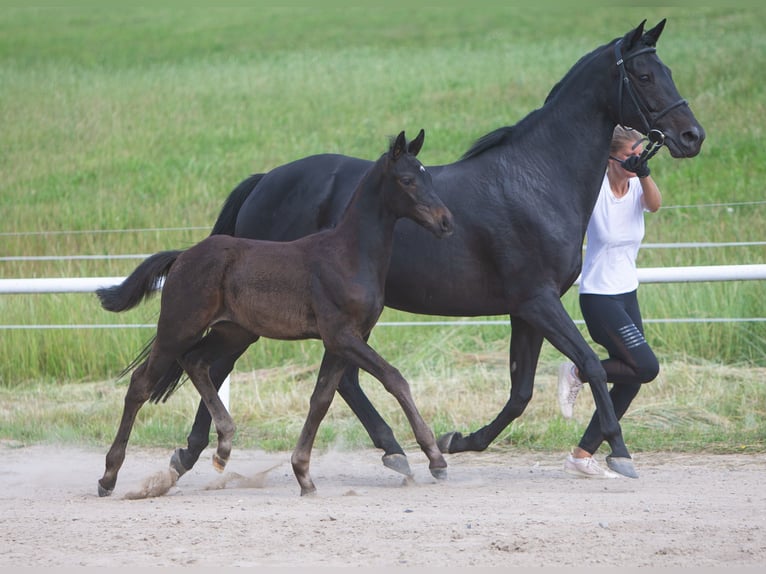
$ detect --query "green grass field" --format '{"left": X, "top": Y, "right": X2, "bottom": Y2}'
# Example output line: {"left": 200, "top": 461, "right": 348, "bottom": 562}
{"left": 1, "top": 4, "right": 764, "bottom": 453}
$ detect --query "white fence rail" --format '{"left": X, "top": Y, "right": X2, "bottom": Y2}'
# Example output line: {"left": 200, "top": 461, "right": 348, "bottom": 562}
{"left": 1, "top": 264, "right": 765, "bottom": 295}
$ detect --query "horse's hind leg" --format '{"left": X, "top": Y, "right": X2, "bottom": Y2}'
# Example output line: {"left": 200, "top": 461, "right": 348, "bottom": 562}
{"left": 178, "top": 325, "right": 256, "bottom": 473}
{"left": 337, "top": 367, "right": 411, "bottom": 477}
{"left": 170, "top": 346, "right": 252, "bottom": 477}
{"left": 331, "top": 335, "right": 447, "bottom": 479}
{"left": 291, "top": 352, "right": 348, "bottom": 496}
{"left": 439, "top": 316, "right": 543, "bottom": 454}
{"left": 99, "top": 357, "right": 170, "bottom": 497}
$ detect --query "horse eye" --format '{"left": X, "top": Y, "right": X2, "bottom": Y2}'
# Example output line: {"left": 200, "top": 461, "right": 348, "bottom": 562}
{"left": 400, "top": 177, "right": 414, "bottom": 186}
{"left": 639, "top": 74, "right": 651, "bottom": 83}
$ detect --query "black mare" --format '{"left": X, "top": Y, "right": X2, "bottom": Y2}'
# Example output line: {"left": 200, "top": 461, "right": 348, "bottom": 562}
{"left": 173, "top": 19, "right": 705, "bottom": 479}
{"left": 96, "top": 131, "right": 453, "bottom": 496}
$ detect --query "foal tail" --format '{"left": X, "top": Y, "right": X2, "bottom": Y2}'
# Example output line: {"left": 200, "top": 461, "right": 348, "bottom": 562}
{"left": 97, "top": 250, "right": 187, "bottom": 402}
{"left": 210, "top": 173, "right": 264, "bottom": 236}
{"left": 96, "top": 250, "right": 182, "bottom": 312}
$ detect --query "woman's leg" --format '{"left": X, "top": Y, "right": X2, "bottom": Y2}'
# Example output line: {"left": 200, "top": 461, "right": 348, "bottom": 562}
{"left": 576, "top": 290, "right": 659, "bottom": 454}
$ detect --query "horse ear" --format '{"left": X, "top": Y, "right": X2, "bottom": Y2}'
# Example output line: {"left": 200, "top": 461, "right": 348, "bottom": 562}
{"left": 408, "top": 128, "right": 425, "bottom": 157}
{"left": 624, "top": 19, "right": 647, "bottom": 51}
{"left": 391, "top": 131, "right": 406, "bottom": 160}
{"left": 642, "top": 19, "right": 666, "bottom": 47}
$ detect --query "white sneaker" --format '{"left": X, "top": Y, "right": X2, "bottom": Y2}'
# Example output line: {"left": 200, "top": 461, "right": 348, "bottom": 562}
{"left": 557, "top": 362, "right": 583, "bottom": 419}
{"left": 564, "top": 453, "right": 619, "bottom": 479}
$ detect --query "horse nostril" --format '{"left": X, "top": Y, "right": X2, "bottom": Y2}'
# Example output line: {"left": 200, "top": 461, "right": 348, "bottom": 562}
{"left": 683, "top": 126, "right": 705, "bottom": 146}
{"left": 441, "top": 214, "right": 454, "bottom": 234}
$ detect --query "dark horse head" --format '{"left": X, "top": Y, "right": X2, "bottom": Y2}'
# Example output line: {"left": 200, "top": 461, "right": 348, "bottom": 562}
{"left": 379, "top": 129, "right": 454, "bottom": 238}
{"left": 608, "top": 19, "right": 704, "bottom": 157}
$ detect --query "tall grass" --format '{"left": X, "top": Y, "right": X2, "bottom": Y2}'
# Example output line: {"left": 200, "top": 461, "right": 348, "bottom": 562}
{"left": 1, "top": 5, "right": 764, "bottom": 451}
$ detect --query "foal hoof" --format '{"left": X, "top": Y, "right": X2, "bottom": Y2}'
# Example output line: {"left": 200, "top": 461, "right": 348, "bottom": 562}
{"left": 300, "top": 486, "right": 318, "bottom": 497}
{"left": 382, "top": 453, "right": 413, "bottom": 477}
{"left": 606, "top": 455, "right": 639, "bottom": 479}
{"left": 212, "top": 453, "right": 228, "bottom": 473}
{"left": 169, "top": 448, "right": 190, "bottom": 477}
{"left": 430, "top": 467, "right": 448, "bottom": 481}
{"left": 97, "top": 482, "right": 113, "bottom": 498}
{"left": 436, "top": 431, "right": 461, "bottom": 454}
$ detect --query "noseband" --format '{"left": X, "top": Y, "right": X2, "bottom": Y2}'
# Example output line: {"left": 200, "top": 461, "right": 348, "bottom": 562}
{"left": 614, "top": 39, "right": 688, "bottom": 145}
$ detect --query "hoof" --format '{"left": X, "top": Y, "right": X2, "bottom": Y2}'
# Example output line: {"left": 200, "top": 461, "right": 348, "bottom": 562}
{"left": 300, "top": 487, "right": 317, "bottom": 497}
{"left": 212, "top": 453, "right": 228, "bottom": 473}
{"left": 382, "top": 453, "right": 413, "bottom": 477}
{"left": 169, "top": 449, "right": 189, "bottom": 477}
{"left": 606, "top": 455, "right": 639, "bottom": 479}
{"left": 437, "top": 431, "right": 461, "bottom": 453}
{"left": 97, "top": 482, "right": 113, "bottom": 498}
{"left": 430, "top": 467, "right": 448, "bottom": 481}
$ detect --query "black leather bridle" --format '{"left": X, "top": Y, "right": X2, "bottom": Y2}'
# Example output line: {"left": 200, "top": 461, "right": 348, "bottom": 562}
{"left": 614, "top": 38, "right": 688, "bottom": 160}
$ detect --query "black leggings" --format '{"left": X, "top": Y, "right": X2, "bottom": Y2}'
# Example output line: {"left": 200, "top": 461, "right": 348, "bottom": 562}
{"left": 577, "top": 290, "right": 659, "bottom": 454}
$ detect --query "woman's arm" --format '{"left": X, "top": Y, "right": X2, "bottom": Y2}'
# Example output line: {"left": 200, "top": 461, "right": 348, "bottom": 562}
{"left": 639, "top": 175, "right": 662, "bottom": 212}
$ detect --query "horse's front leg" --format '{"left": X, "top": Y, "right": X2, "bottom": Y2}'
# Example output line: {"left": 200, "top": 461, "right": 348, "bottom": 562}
{"left": 337, "top": 366, "right": 411, "bottom": 477}
{"left": 291, "top": 352, "right": 347, "bottom": 496}
{"left": 438, "top": 315, "right": 543, "bottom": 453}
{"left": 520, "top": 292, "right": 633, "bottom": 473}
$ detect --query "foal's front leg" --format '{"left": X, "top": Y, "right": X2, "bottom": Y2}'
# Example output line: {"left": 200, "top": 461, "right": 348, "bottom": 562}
{"left": 334, "top": 335, "right": 447, "bottom": 479}
{"left": 291, "top": 351, "right": 348, "bottom": 495}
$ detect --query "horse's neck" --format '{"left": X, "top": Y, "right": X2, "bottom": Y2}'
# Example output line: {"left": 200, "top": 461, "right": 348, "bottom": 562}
{"left": 334, "top": 169, "right": 398, "bottom": 269}
{"left": 508, "top": 44, "right": 618, "bottom": 220}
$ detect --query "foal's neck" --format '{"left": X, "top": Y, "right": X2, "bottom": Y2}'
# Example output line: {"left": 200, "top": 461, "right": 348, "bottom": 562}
{"left": 334, "top": 165, "right": 398, "bottom": 261}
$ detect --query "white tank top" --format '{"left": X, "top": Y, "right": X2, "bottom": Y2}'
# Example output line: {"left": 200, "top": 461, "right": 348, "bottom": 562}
{"left": 579, "top": 173, "right": 646, "bottom": 295}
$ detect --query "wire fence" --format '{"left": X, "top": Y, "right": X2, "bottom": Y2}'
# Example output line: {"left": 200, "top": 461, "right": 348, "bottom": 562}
{"left": 2, "top": 199, "right": 764, "bottom": 329}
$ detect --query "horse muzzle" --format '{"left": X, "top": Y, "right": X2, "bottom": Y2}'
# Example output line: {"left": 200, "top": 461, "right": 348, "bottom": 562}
{"left": 427, "top": 208, "right": 455, "bottom": 239}
{"left": 664, "top": 123, "right": 706, "bottom": 159}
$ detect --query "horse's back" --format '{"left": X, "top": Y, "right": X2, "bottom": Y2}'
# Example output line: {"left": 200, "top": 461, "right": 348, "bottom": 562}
{"left": 234, "top": 153, "right": 372, "bottom": 241}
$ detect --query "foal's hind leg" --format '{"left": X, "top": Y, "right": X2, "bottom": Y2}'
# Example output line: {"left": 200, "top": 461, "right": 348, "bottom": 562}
{"left": 178, "top": 325, "right": 256, "bottom": 473}
{"left": 98, "top": 357, "right": 173, "bottom": 497}
{"left": 170, "top": 345, "right": 253, "bottom": 477}
{"left": 291, "top": 352, "right": 348, "bottom": 496}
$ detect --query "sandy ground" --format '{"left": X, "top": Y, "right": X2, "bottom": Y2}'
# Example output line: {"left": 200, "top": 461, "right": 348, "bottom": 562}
{"left": 0, "top": 442, "right": 764, "bottom": 568}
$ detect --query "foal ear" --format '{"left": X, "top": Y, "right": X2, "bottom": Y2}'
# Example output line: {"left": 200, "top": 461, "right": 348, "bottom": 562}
{"left": 391, "top": 131, "right": 407, "bottom": 160}
{"left": 624, "top": 19, "right": 647, "bottom": 51}
{"left": 642, "top": 18, "right": 666, "bottom": 47}
{"left": 407, "top": 128, "right": 425, "bottom": 157}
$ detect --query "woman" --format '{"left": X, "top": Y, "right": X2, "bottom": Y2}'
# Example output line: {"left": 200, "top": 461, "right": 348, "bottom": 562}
{"left": 558, "top": 125, "right": 662, "bottom": 479}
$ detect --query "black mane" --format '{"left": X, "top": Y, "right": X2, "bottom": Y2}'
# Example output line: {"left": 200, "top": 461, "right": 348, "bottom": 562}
{"left": 461, "top": 126, "right": 515, "bottom": 160}
{"left": 462, "top": 38, "right": 617, "bottom": 162}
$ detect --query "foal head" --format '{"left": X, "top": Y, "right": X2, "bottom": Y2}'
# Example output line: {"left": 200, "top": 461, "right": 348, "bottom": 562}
{"left": 383, "top": 130, "right": 454, "bottom": 238}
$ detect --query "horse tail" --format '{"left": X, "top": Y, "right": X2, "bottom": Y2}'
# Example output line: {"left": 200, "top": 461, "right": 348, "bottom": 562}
{"left": 210, "top": 173, "right": 265, "bottom": 236}
{"left": 102, "top": 251, "right": 187, "bottom": 402}
{"left": 96, "top": 250, "right": 182, "bottom": 312}
{"left": 112, "top": 333, "right": 186, "bottom": 404}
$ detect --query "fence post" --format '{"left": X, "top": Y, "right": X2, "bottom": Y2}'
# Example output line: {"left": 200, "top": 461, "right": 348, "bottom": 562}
{"left": 219, "top": 375, "right": 230, "bottom": 411}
